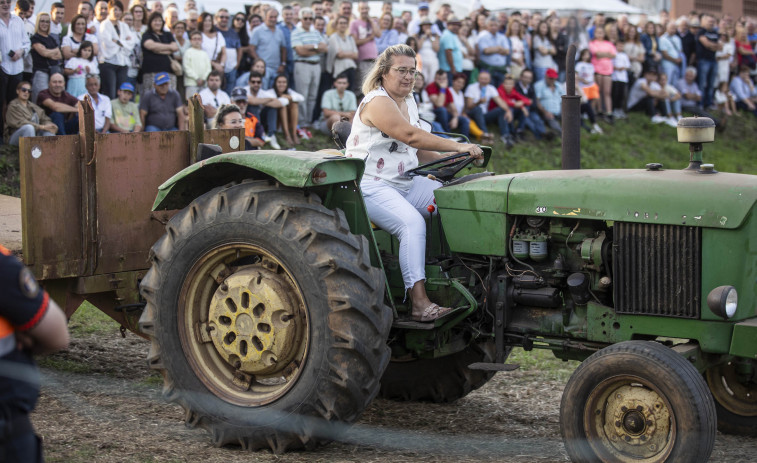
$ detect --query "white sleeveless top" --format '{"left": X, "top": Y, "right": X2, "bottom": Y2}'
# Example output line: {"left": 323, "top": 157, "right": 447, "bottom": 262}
{"left": 345, "top": 87, "right": 422, "bottom": 191}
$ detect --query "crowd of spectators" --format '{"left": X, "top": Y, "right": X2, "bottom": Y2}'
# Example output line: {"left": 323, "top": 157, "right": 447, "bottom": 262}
{"left": 2, "top": 0, "right": 757, "bottom": 149}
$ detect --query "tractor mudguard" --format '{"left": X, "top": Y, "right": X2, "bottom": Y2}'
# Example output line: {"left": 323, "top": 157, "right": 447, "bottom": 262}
{"left": 730, "top": 318, "right": 757, "bottom": 359}
{"left": 152, "top": 150, "right": 364, "bottom": 211}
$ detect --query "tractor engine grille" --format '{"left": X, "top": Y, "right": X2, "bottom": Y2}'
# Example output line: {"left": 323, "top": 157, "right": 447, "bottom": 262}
{"left": 612, "top": 222, "right": 701, "bottom": 318}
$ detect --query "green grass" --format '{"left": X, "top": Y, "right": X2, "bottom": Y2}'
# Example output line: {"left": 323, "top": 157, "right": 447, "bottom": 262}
{"left": 68, "top": 301, "right": 121, "bottom": 336}
{"left": 508, "top": 347, "right": 580, "bottom": 382}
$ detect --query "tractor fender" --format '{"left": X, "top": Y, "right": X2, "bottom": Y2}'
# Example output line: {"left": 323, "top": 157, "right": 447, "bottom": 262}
{"left": 152, "top": 149, "right": 364, "bottom": 211}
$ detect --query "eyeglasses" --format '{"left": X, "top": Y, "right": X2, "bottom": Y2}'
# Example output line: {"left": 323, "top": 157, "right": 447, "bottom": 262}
{"left": 218, "top": 15, "right": 229, "bottom": 19}
{"left": 19, "top": 87, "right": 31, "bottom": 93}
{"left": 338, "top": 101, "right": 344, "bottom": 111}
{"left": 390, "top": 67, "right": 419, "bottom": 79}
{"left": 249, "top": 80, "right": 262, "bottom": 84}
{"left": 302, "top": 16, "right": 313, "bottom": 20}
{"left": 234, "top": 17, "right": 245, "bottom": 21}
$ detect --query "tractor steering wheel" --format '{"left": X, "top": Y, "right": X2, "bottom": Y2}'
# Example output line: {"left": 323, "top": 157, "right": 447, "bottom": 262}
{"left": 405, "top": 152, "right": 480, "bottom": 182}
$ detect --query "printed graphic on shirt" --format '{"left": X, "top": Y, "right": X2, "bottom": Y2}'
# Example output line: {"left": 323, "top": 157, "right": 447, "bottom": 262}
{"left": 19, "top": 267, "right": 40, "bottom": 299}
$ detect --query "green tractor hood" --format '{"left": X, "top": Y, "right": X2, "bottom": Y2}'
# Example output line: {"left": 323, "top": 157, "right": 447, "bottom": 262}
{"left": 153, "top": 150, "right": 364, "bottom": 210}
{"left": 436, "top": 168, "right": 757, "bottom": 229}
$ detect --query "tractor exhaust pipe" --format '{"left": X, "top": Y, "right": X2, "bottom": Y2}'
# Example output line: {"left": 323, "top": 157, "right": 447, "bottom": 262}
{"left": 561, "top": 44, "right": 581, "bottom": 170}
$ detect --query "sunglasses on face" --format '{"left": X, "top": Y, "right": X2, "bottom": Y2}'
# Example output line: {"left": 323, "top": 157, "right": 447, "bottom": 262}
{"left": 249, "top": 80, "right": 262, "bottom": 84}
{"left": 19, "top": 87, "right": 31, "bottom": 93}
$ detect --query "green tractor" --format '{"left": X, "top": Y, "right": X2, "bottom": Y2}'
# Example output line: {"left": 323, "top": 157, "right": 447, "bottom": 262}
{"left": 136, "top": 109, "right": 757, "bottom": 461}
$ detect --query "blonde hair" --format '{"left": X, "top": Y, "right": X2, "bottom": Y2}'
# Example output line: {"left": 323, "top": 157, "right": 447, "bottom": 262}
{"left": 361, "top": 43, "right": 416, "bottom": 96}
{"left": 35, "top": 13, "right": 51, "bottom": 34}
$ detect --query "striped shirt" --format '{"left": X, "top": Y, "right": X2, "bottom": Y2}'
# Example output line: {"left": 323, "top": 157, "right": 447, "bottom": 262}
{"left": 291, "top": 26, "right": 324, "bottom": 63}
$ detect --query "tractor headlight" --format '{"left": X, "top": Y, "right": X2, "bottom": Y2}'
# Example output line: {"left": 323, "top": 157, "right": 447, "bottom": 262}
{"left": 707, "top": 286, "right": 738, "bottom": 319}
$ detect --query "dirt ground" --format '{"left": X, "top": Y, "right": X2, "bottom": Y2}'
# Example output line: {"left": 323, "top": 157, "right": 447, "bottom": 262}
{"left": 31, "top": 331, "right": 757, "bottom": 463}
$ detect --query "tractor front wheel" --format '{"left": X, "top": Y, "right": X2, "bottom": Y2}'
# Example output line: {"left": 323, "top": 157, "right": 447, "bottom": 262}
{"left": 560, "top": 341, "right": 716, "bottom": 463}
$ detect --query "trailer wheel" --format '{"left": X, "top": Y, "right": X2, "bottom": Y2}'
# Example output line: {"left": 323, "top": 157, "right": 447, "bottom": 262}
{"left": 139, "top": 180, "right": 391, "bottom": 453}
{"left": 378, "top": 341, "right": 497, "bottom": 403}
{"left": 560, "top": 341, "right": 716, "bottom": 463}
{"left": 706, "top": 359, "right": 757, "bottom": 436}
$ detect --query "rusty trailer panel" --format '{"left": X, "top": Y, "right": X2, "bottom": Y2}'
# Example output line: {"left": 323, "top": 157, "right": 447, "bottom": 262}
{"left": 20, "top": 94, "right": 244, "bottom": 282}
{"left": 93, "top": 131, "right": 189, "bottom": 275}
{"left": 19, "top": 134, "right": 84, "bottom": 279}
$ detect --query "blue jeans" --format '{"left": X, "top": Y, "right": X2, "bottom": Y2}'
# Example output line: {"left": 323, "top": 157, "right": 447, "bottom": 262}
{"left": 145, "top": 125, "right": 178, "bottom": 132}
{"left": 453, "top": 114, "right": 470, "bottom": 138}
{"left": 468, "top": 106, "right": 510, "bottom": 136}
{"left": 697, "top": 58, "right": 717, "bottom": 109}
{"left": 433, "top": 106, "right": 451, "bottom": 132}
{"left": 224, "top": 69, "right": 237, "bottom": 95}
{"left": 521, "top": 108, "right": 546, "bottom": 139}
{"left": 49, "top": 112, "right": 79, "bottom": 135}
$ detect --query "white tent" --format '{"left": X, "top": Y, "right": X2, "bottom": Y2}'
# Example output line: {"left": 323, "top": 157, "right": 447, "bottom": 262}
{"left": 435, "top": 0, "right": 644, "bottom": 18}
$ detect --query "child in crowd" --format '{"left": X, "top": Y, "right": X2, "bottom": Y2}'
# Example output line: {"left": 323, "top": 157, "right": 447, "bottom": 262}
{"left": 611, "top": 42, "right": 631, "bottom": 119}
{"left": 576, "top": 49, "right": 600, "bottom": 115}
{"left": 715, "top": 79, "right": 737, "bottom": 116}
{"left": 64, "top": 41, "right": 98, "bottom": 98}
{"left": 183, "top": 31, "right": 212, "bottom": 99}
{"left": 110, "top": 82, "right": 143, "bottom": 133}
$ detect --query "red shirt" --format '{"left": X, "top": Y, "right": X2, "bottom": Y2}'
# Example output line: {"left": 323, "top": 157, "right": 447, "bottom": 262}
{"left": 492, "top": 85, "right": 531, "bottom": 110}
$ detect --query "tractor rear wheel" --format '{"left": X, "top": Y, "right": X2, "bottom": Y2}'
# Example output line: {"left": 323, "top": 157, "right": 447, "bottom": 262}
{"left": 705, "top": 359, "right": 757, "bottom": 436}
{"left": 560, "top": 341, "right": 716, "bottom": 463}
{"left": 139, "top": 180, "right": 391, "bottom": 452}
{"left": 379, "top": 341, "right": 497, "bottom": 403}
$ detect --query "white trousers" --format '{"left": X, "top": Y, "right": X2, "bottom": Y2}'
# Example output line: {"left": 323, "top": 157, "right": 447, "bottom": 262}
{"left": 361, "top": 176, "right": 441, "bottom": 290}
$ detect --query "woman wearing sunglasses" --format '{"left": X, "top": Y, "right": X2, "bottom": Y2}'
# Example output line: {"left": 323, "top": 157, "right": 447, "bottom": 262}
{"left": 4, "top": 81, "right": 57, "bottom": 146}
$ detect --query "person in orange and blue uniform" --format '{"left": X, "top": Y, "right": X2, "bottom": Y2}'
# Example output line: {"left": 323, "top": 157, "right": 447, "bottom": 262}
{"left": 0, "top": 245, "right": 69, "bottom": 462}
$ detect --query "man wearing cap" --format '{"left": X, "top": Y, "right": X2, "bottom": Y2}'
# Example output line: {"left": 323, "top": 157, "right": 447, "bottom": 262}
{"left": 535, "top": 67, "right": 566, "bottom": 136}
{"left": 438, "top": 15, "right": 463, "bottom": 84}
{"left": 110, "top": 81, "right": 142, "bottom": 132}
{"left": 408, "top": 2, "right": 440, "bottom": 36}
{"left": 79, "top": 73, "right": 111, "bottom": 132}
{"left": 228, "top": 87, "right": 264, "bottom": 150}
{"left": 139, "top": 71, "right": 185, "bottom": 131}
{"left": 199, "top": 70, "right": 230, "bottom": 123}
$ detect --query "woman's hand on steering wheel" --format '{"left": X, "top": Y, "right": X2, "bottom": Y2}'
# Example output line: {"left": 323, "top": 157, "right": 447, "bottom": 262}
{"left": 457, "top": 143, "right": 483, "bottom": 160}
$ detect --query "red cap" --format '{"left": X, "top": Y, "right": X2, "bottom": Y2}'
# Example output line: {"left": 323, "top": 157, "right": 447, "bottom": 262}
{"left": 546, "top": 68, "right": 559, "bottom": 79}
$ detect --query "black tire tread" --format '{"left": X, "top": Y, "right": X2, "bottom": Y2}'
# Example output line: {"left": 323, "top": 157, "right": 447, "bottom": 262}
{"left": 139, "top": 180, "right": 392, "bottom": 453}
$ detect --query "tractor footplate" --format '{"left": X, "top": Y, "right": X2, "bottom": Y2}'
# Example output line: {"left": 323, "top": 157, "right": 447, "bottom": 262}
{"left": 391, "top": 319, "right": 436, "bottom": 330}
{"left": 467, "top": 362, "right": 521, "bottom": 372}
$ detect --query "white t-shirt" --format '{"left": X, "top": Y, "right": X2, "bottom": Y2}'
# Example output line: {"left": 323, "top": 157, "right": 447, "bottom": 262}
{"left": 65, "top": 57, "right": 99, "bottom": 76}
{"left": 612, "top": 52, "right": 631, "bottom": 83}
{"left": 78, "top": 92, "right": 112, "bottom": 130}
{"left": 575, "top": 61, "right": 595, "bottom": 87}
{"left": 447, "top": 88, "right": 465, "bottom": 115}
{"left": 627, "top": 78, "right": 662, "bottom": 109}
{"left": 201, "top": 32, "right": 226, "bottom": 62}
{"left": 199, "top": 87, "right": 230, "bottom": 109}
{"left": 464, "top": 82, "right": 499, "bottom": 112}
